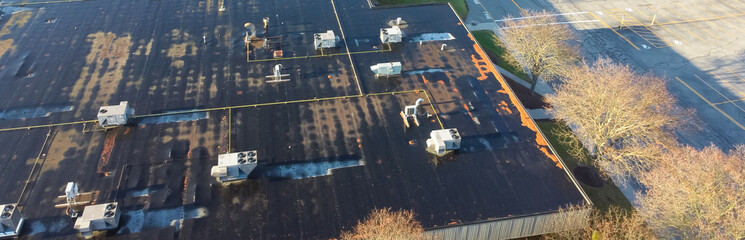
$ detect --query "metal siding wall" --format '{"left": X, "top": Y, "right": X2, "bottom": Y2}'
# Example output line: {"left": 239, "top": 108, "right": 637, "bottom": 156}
{"left": 506, "top": 218, "right": 519, "bottom": 239}
{"left": 517, "top": 217, "right": 530, "bottom": 238}
{"left": 508, "top": 218, "right": 519, "bottom": 238}
{"left": 457, "top": 224, "right": 469, "bottom": 240}
{"left": 424, "top": 208, "right": 591, "bottom": 240}
{"left": 476, "top": 223, "right": 489, "bottom": 240}
{"left": 467, "top": 224, "right": 480, "bottom": 240}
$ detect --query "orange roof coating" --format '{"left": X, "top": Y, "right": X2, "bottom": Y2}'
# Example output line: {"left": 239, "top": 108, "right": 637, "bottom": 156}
{"left": 470, "top": 42, "right": 562, "bottom": 168}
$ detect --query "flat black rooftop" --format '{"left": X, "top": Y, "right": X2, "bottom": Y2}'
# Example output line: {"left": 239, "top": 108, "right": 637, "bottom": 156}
{"left": 0, "top": 0, "right": 587, "bottom": 238}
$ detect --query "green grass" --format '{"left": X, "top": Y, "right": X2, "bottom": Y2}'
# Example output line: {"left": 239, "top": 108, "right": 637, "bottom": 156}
{"left": 471, "top": 30, "right": 532, "bottom": 83}
{"left": 536, "top": 120, "right": 633, "bottom": 212}
{"left": 376, "top": 0, "right": 469, "bottom": 20}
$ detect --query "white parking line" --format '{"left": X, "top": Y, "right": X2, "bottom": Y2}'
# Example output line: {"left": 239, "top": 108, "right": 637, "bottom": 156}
{"left": 498, "top": 20, "right": 600, "bottom": 30}
{"left": 494, "top": 11, "right": 590, "bottom": 22}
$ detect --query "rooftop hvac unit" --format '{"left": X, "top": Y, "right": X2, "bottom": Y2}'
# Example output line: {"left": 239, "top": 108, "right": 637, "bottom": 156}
{"left": 0, "top": 204, "right": 24, "bottom": 237}
{"left": 314, "top": 30, "right": 337, "bottom": 50}
{"left": 74, "top": 202, "right": 121, "bottom": 236}
{"left": 97, "top": 101, "right": 134, "bottom": 128}
{"left": 211, "top": 150, "right": 258, "bottom": 182}
{"left": 426, "top": 128, "right": 461, "bottom": 155}
{"left": 370, "top": 62, "right": 402, "bottom": 77}
{"left": 380, "top": 26, "right": 403, "bottom": 44}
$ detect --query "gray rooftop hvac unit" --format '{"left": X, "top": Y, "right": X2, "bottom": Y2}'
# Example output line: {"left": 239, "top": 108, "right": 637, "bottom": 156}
{"left": 97, "top": 101, "right": 134, "bottom": 128}
{"left": 380, "top": 26, "right": 403, "bottom": 44}
{"left": 211, "top": 151, "right": 258, "bottom": 182}
{"left": 426, "top": 128, "right": 461, "bottom": 156}
{"left": 0, "top": 203, "right": 24, "bottom": 238}
{"left": 314, "top": 30, "right": 337, "bottom": 50}
{"left": 73, "top": 202, "right": 121, "bottom": 237}
{"left": 370, "top": 62, "right": 402, "bottom": 77}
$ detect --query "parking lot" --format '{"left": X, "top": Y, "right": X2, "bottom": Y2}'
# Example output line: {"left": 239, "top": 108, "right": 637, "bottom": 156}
{"left": 468, "top": 0, "right": 745, "bottom": 148}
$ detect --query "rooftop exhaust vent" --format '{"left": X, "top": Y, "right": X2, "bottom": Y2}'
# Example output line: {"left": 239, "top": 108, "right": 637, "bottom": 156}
{"left": 266, "top": 64, "right": 290, "bottom": 83}
{"left": 401, "top": 98, "right": 425, "bottom": 128}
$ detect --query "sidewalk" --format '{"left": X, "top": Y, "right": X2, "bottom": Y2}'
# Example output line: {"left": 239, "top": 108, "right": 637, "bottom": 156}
{"left": 493, "top": 64, "right": 554, "bottom": 96}
{"left": 527, "top": 108, "right": 552, "bottom": 120}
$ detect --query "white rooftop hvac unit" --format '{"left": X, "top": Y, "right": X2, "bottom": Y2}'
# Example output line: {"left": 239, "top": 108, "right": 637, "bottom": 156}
{"left": 426, "top": 128, "right": 461, "bottom": 155}
{"left": 370, "top": 62, "right": 402, "bottom": 77}
{"left": 0, "top": 204, "right": 23, "bottom": 238}
{"left": 211, "top": 151, "right": 258, "bottom": 182}
{"left": 73, "top": 202, "right": 120, "bottom": 236}
{"left": 97, "top": 101, "right": 134, "bottom": 128}
{"left": 380, "top": 26, "right": 403, "bottom": 44}
{"left": 314, "top": 30, "right": 337, "bottom": 50}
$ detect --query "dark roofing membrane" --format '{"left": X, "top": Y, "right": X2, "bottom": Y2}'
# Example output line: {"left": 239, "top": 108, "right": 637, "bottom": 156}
{"left": 0, "top": 0, "right": 587, "bottom": 238}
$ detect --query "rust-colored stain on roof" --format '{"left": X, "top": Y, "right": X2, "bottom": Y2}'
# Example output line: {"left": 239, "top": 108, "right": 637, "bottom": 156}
{"left": 98, "top": 130, "right": 117, "bottom": 173}
{"left": 498, "top": 101, "right": 512, "bottom": 115}
{"left": 470, "top": 42, "right": 562, "bottom": 168}
{"left": 463, "top": 103, "right": 474, "bottom": 119}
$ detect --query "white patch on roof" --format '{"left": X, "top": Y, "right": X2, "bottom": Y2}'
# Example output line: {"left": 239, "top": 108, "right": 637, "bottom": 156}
{"left": 410, "top": 33, "right": 455, "bottom": 42}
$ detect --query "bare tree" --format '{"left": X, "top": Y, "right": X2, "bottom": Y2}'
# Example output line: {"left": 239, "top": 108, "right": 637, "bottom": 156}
{"left": 636, "top": 145, "right": 745, "bottom": 239}
{"left": 498, "top": 9, "right": 579, "bottom": 94}
{"left": 545, "top": 205, "right": 656, "bottom": 240}
{"left": 546, "top": 58, "right": 684, "bottom": 177}
{"left": 340, "top": 208, "right": 424, "bottom": 240}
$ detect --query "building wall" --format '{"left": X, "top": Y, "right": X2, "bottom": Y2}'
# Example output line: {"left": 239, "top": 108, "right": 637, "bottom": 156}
{"left": 424, "top": 208, "right": 592, "bottom": 240}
